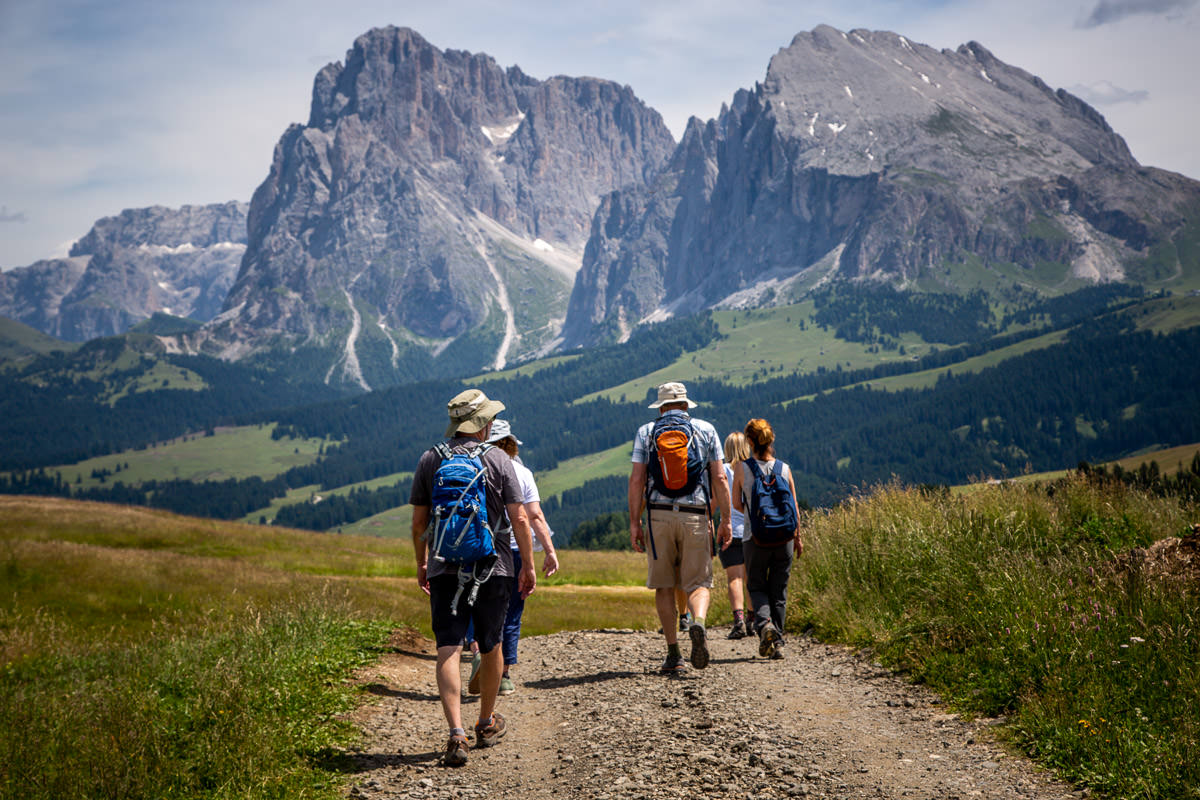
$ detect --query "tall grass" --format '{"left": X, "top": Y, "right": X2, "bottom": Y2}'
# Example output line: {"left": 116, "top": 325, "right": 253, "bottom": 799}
{"left": 1, "top": 597, "right": 389, "bottom": 800}
{"left": 789, "top": 475, "right": 1198, "bottom": 799}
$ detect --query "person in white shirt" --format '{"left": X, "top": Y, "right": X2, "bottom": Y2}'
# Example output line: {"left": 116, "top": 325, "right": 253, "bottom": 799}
{"left": 483, "top": 419, "right": 559, "bottom": 695}
{"left": 719, "top": 431, "right": 754, "bottom": 640}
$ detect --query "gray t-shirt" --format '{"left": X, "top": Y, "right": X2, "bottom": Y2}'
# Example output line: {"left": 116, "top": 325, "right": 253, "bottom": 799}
{"left": 410, "top": 437, "right": 521, "bottom": 578}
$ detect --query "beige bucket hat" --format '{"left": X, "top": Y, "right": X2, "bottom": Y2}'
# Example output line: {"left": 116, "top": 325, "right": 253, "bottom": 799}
{"left": 445, "top": 388, "right": 506, "bottom": 436}
{"left": 648, "top": 381, "right": 698, "bottom": 409}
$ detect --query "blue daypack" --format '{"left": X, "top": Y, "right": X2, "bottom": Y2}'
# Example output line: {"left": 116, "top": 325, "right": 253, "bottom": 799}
{"left": 744, "top": 458, "right": 798, "bottom": 545}
{"left": 429, "top": 442, "right": 496, "bottom": 565}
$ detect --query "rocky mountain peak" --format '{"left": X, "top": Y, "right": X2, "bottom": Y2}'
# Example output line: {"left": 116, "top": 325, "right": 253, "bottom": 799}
{"left": 199, "top": 26, "right": 675, "bottom": 388}
{"left": 562, "top": 26, "right": 1200, "bottom": 347}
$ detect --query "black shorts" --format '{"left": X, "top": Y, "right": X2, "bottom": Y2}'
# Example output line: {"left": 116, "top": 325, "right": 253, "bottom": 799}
{"left": 429, "top": 573, "right": 513, "bottom": 652}
{"left": 716, "top": 536, "right": 746, "bottom": 569}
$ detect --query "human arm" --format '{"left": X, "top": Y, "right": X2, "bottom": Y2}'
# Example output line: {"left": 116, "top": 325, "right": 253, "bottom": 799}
{"left": 524, "top": 499, "right": 559, "bottom": 577}
{"left": 628, "top": 461, "right": 648, "bottom": 553}
{"left": 786, "top": 470, "right": 804, "bottom": 556}
{"left": 709, "top": 459, "right": 732, "bottom": 549}
{"left": 508, "top": 501, "right": 537, "bottom": 598}
{"left": 731, "top": 464, "right": 745, "bottom": 514}
{"left": 411, "top": 504, "right": 432, "bottom": 595}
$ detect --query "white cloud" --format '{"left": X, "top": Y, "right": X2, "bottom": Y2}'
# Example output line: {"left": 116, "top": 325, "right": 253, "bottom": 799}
{"left": 1078, "top": 0, "right": 1198, "bottom": 28}
{"left": 1068, "top": 80, "right": 1150, "bottom": 105}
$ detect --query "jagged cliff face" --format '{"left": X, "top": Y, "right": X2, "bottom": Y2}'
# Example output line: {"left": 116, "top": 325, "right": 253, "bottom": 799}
{"left": 0, "top": 203, "right": 247, "bottom": 341}
{"left": 202, "top": 26, "right": 675, "bottom": 388}
{"left": 563, "top": 25, "right": 1200, "bottom": 346}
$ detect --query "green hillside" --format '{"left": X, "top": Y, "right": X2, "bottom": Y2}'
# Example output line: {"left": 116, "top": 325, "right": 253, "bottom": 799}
{"left": 0, "top": 316, "right": 76, "bottom": 365}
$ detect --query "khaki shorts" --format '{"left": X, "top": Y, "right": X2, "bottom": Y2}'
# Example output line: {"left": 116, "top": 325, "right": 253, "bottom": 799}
{"left": 645, "top": 508, "right": 713, "bottom": 592}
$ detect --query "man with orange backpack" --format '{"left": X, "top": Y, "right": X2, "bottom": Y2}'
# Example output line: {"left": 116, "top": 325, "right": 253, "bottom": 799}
{"left": 629, "top": 382, "right": 732, "bottom": 673}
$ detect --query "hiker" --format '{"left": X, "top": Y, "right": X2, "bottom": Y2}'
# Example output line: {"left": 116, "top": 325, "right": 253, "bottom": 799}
{"left": 731, "top": 417, "right": 804, "bottom": 660}
{"left": 410, "top": 389, "right": 537, "bottom": 766}
{"left": 719, "top": 431, "right": 753, "bottom": 640}
{"left": 629, "top": 381, "right": 732, "bottom": 673}
{"left": 475, "top": 419, "right": 559, "bottom": 696}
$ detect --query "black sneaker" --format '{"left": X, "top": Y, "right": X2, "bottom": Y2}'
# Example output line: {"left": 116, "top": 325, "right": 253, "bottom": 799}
{"left": 758, "top": 622, "right": 782, "bottom": 658}
{"left": 441, "top": 734, "right": 469, "bottom": 766}
{"left": 689, "top": 623, "right": 710, "bottom": 669}
{"left": 727, "top": 621, "right": 747, "bottom": 640}
{"left": 660, "top": 651, "right": 688, "bottom": 674}
{"left": 473, "top": 712, "right": 507, "bottom": 748}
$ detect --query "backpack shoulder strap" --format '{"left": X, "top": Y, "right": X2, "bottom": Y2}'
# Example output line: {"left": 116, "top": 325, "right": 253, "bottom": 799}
{"left": 771, "top": 459, "right": 784, "bottom": 479}
{"left": 433, "top": 441, "right": 452, "bottom": 461}
{"left": 744, "top": 457, "right": 764, "bottom": 481}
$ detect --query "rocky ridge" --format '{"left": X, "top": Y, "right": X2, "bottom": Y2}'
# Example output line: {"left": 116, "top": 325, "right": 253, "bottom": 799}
{"left": 0, "top": 202, "right": 247, "bottom": 341}
{"left": 345, "top": 627, "right": 1079, "bottom": 800}
{"left": 195, "top": 26, "right": 675, "bottom": 387}
{"left": 563, "top": 25, "right": 1200, "bottom": 346}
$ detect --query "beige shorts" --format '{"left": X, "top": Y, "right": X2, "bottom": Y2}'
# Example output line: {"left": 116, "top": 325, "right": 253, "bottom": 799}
{"left": 645, "top": 508, "right": 713, "bottom": 592}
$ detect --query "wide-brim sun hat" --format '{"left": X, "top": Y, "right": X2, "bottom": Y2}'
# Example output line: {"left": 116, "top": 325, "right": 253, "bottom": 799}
{"left": 485, "top": 418, "right": 522, "bottom": 445}
{"left": 445, "top": 388, "right": 506, "bottom": 436}
{"left": 648, "top": 381, "right": 698, "bottom": 409}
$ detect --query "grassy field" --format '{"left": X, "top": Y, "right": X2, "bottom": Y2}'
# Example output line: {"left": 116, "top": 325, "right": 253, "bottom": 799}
{"left": 40, "top": 424, "right": 330, "bottom": 490}
{"left": 578, "top": 302, "right": 938, "bottom": 405}
{"left": 791, "top": 475, "right": 1199, "bottom": 799}
{"left": 958, "top": 442, "right": 1200, "bottom": 489}
{"left": 4, "top": 471, "right": 1197, "bottom": 798}
{"left": 0, "top": 495, "right": 652, "bottom": 800}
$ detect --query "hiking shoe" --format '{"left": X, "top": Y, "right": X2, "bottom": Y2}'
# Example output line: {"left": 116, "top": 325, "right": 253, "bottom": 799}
{"left": 758, "top": 622, "right": 782, "bottom": 658}
{"left": 441, "top": 734, "right": 469, "bottom": 767}
{"left": 474, "top": 712, "right": 507, "bottom": 747}
{"left": 770, "top": 642, "right": 786, "bottom": 660}
{"left": 498, "top": 675, "right": 515, "bottom": 695}
{"left": 727, "top": 620, "right": 747, "bottom": 640}
{"left": 466, "top": 652, "right": 482, "bottom": 695}
{"left": 689, "top": 622, "right": 710, "bottom": 669}
{"left": 660, "top": 651, "right": 688, "bottom": 674}
{"left": 678, "top": 612, "right": 692, "bottom": 632}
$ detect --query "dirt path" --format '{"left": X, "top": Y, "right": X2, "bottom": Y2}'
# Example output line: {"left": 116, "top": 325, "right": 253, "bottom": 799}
{"left": 343, "top": 627, "right": 1082, "bottom": 800}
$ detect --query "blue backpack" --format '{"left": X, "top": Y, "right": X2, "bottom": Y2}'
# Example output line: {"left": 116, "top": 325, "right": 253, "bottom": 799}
{"left": 744, "top": 458, "right": 798, "bottom": 545}
{"left": 429, "top": 442, "right": 496, "bottom": 565}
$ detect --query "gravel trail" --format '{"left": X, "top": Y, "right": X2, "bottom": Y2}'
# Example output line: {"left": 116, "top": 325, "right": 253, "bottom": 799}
{"left": 344, "top": 627, "right": 1081, "bottom": 800}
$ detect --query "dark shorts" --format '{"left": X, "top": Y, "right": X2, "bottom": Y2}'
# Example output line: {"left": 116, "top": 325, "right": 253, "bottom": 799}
{"left": 429, "top": 573, "right": 513, "bottom": 652}
{"left": 716, "top": 535, "right": 746, "bottom": 569}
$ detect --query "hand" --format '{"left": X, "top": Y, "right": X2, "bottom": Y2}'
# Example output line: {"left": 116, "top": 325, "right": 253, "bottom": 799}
{"left": 718, "top": 519, "right": 733, "bottom": 550}
{"left": 541, "top": 550, "right": 560, "bottom": 578}
{"left": 519, "top": 562, "right": 537, "bottom": 599}
{"left": 630, "top": 519, "right": 645, "bottom": 553}
{"left": 794, "top": 531, "right": 804, "bottom": 557}
{"left": 417, "top": 563, "right": 430, "bottom": 596}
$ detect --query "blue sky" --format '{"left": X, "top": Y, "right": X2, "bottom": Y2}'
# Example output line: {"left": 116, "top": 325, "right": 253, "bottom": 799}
{"left": 1, "top": 0, "right": 1198, "bottom": 269}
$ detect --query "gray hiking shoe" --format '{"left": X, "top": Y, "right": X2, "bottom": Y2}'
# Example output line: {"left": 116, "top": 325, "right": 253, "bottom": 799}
{"left": 660, "top": 651, "right": 688, "bottom": 674}
{"left": 770, "top": 641, "right": 787, "bottom": 660}
{"left": 758, "top": 622, "right": 782, "bottom": 658}
{"left": 678, "top": 612, "right": 692, "bottom": 632}
{"left": 727, "top": 620, "right": 747, "bottom": 640}
{"left": 474, "top": 712, "right": 507, "bottom": 748}
{"left": 441, "top": 734, "right": 469, "bottom": 767}
{"left": 689, "top": 622, "right": 710, "bottom": 669}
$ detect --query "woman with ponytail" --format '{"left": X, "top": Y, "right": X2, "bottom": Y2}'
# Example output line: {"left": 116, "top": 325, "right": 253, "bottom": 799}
{"left": 729, "top": 418, "right": 804, "bottom": 660}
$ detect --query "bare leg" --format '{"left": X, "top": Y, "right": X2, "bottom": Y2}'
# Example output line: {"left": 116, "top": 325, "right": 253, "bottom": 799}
{"left": 435, "top": 645, "right": 464, "bottom": 730}
{"left": 725, "top": 564, "right": 746, "bottom": 612}
{"left": 687, "top": 586, "right": 711, "bottom": 622}
{"left": 475, "top": 644, "right": 504, "bottom": 724}
{"left": 656, "top": 587, "right": 679, "bottom": 645}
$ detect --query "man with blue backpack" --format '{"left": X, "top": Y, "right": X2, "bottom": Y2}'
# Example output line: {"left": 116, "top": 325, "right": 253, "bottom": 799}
{"left": 410, "top": 388, "right": 536, "bottom": 767}
{"left": 629, "top": 382, "right": 732, "bottom": 674}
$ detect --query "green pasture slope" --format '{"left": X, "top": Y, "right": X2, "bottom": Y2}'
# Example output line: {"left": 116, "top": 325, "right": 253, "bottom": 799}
{"left": 0, "top": 317, "right": 77, "bottom": 366}
{"left": 43, "top": 423, "right": 330, "bottom": 491}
